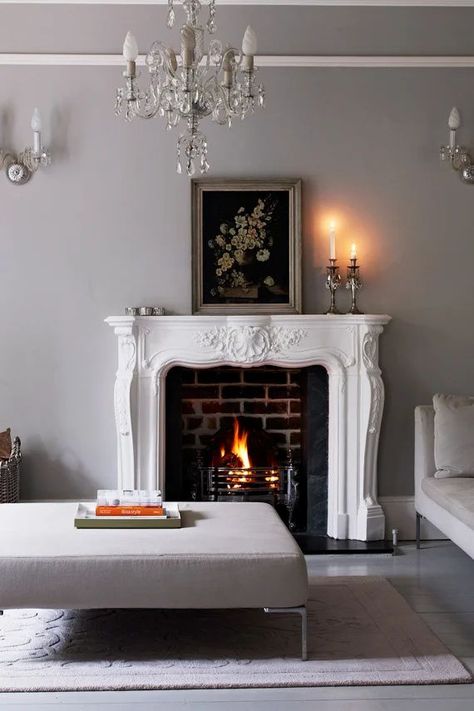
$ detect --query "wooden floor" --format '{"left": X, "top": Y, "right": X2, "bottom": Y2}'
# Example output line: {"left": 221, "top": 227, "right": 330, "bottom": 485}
{"left": 0, "top": 541, "right": 473, "bottom": 710}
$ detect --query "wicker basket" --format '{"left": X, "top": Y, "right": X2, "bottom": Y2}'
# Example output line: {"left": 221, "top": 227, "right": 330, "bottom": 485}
{"left": 0, "top": 437, "right": 21, "bottom": 503}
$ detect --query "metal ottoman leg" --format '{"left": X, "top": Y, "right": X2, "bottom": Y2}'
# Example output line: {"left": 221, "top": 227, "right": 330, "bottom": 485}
{"left": 264, "top": 605, "right": 308, "bottom": 661}
{"left": 416, "top": 511, "right": 422, "bottom": 549}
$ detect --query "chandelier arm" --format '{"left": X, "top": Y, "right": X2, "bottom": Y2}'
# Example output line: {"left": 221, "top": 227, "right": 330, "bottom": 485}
{"left": 147, "top": 41, "right": 179, "bottom": 78}
{"left": 208, "top": 45, "right": 240, "bottom": 74}
{"left": 133, "top": 102, "right": 162, "bottom": 120}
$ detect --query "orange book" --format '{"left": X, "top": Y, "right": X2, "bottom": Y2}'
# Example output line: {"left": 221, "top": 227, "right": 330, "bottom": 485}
{"left": 95, "top": 506, "right": 165, "bottom": 517}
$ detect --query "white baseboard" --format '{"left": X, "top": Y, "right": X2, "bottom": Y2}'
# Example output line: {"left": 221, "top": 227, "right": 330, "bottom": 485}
{"left": 379, "top": 496, "right": 446, "bottom": 541}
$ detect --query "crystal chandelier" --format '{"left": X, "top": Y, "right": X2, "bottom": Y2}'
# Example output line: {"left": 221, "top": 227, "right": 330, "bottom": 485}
{"left": 115, "top": 0, "right": 265, "bottom": 176}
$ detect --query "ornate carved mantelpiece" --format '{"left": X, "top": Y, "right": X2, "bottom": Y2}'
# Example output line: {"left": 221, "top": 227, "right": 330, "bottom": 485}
{"left": 106, "top": 314, "right": 391, "bottom": 541}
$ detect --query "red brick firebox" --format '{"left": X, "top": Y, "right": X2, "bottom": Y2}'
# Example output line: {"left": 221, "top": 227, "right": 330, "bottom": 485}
{"left": 178, "top": 366, "right": 303, "bottom": 459}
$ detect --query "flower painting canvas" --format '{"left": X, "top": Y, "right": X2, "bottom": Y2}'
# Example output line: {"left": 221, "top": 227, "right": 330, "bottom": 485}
{"left": 192, "top": 180, "right": 301, "bottom": 314}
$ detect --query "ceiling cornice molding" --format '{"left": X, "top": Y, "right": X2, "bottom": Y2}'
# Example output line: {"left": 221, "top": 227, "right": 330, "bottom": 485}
{"left": 2, "top": 0, "right": 474, "bottom": 6}
{"left": 1, "top": 53, "right": 474, "bottom": 66}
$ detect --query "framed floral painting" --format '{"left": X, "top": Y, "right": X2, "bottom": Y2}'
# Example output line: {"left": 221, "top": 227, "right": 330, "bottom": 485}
{"left": 192, "top": 179, "right": 302, "bottom": 314}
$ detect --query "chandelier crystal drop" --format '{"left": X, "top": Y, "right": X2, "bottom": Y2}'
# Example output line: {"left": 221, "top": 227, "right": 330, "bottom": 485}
{"left": 115, "top": 0, "right": 265, "bottom": 177}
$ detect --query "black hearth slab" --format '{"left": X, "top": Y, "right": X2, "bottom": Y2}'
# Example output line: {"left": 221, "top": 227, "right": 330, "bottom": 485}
{"left": 294, "top": 534, "right": 394, "bottom": 555}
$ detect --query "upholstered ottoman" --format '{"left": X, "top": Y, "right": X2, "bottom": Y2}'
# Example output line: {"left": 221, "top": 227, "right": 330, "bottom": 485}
{"left": 0, "top": 501, "right": 308, "bottom": 659}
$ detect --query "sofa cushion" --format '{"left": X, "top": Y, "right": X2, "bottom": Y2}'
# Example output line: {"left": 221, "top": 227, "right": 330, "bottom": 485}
{"left": 421, "top": 477, "right": 474, "bottom": 529}
{"left": 433, "top": 394, "right": 474, "bottom": 478}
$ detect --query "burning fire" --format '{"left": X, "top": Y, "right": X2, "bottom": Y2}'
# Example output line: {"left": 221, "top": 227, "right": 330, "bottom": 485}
{"left": 211, "top": 418, "right": 281, "bottom": 493}
{"left": 215, "top": 419, "right": 279, "bottom": 491}
{"left": 231, "top": 418, "right": 252, "bottom": 469}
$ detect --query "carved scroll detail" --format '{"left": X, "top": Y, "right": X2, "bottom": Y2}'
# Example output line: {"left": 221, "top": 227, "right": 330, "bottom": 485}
{"left": 115, "top": 335, "right": 137, "bottom": 436}
{"left": 361, "top": 327, "right": 383, "bottom": 435}
{"left": 195, "top": 325, "right": 307, "bottom": 364}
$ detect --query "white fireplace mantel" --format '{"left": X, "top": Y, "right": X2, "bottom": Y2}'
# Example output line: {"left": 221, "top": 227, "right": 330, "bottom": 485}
{"left": 106, "top": 313, "right": 391, "bottom": 541}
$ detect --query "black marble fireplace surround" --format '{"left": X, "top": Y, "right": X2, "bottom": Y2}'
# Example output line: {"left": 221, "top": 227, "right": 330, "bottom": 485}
{"left": 165, "top": 364, "right": 329, "bottom": 537}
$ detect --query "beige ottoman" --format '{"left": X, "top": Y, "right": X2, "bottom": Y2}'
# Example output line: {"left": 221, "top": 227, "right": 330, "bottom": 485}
{"left": 0, "top": 501, "right": 308, "bottom": 659}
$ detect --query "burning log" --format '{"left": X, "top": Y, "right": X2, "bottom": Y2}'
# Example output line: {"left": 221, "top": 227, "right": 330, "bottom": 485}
{"left": 221, "top": 451, "right": 244, "bottom": 469}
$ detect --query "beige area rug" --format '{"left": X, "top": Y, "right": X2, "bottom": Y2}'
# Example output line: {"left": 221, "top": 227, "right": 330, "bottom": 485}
{"left": 0, "top": 577, "right": 470, "bottom": 691}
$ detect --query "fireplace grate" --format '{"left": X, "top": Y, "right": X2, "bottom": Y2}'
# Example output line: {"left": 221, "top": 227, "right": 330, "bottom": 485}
{"left": 194, "top": 465, "right": 299, "bottom": 529}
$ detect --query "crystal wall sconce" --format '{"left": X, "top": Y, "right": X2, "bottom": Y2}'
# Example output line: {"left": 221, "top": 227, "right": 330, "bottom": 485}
{"left": 0, "top": 109, "right": 51, "bottom": 185}
{"left": 440, "top": 107, "right": 474, "bottom": 184}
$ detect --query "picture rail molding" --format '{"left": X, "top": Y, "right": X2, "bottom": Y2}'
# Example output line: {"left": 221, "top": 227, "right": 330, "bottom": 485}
{"left": 1, "top": 54, "right": 474, "bottom": 68}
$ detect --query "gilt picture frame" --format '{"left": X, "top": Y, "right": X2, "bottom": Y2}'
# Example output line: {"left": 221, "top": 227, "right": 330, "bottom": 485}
{"left": 192, "top": 179, "right": 302, "bottom": 314}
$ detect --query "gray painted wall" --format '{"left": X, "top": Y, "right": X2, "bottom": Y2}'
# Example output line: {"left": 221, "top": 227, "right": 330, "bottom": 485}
{"left": 0, "top": 5, "right": 473, "bottom": 499}
{"left": 3, "top": 5, "right": 474, "bottom": 55}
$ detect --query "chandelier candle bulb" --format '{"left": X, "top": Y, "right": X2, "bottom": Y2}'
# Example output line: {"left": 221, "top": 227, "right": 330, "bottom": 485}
{"left": 242, "top": 25, "right": 257, "bottom": 55}
{"left": 181, "top": 25, "right": 196, "bottom": 68}
{"left": 448, "top": 107, "right": 461, "bottom": 150}
{"left": 123, "top": 32, "right": 138, "bottom": 78}
{"left": 350, "top": 242, "right": 357, "bottom": 260}
{"left": 222, "top": 50, "right": 234, "bottom": 88}
{"left": 242, "top": 25, "right": 257, "bottom": 71}
{"left": 31, "top": 108, "right": 42, "bottom": 155}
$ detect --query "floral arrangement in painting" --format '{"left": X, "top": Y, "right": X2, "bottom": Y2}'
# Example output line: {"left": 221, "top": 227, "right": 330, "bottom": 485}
{"left": 207, "top": 197, "right": 277, "bottom": 297}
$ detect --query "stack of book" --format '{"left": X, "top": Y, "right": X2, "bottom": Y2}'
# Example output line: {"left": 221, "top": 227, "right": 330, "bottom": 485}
{"left": 74, "top": 489, "right": 181, "bottom": 529}
{"left": 96, "top": 489, "right": 166, "bottom": 518}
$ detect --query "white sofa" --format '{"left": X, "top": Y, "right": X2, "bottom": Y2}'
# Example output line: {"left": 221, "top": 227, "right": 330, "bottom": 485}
{"left": 415, "top": 406, "right": 474, "bottom": 559}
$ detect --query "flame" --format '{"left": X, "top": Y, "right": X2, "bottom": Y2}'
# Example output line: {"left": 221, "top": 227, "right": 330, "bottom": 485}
{"left": 213, "top": 419, "right": 282, "bottom": 495}
{"left": 231, "top": 418, "right": 251, "bottom": 469}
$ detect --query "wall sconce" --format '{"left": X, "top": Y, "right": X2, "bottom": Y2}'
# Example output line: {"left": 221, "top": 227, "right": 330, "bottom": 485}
{"left": 440, "top": 107, "right": 474, "bottom": 184}
{"left": 0, "top": 109, "right": 51, "bottom": 185}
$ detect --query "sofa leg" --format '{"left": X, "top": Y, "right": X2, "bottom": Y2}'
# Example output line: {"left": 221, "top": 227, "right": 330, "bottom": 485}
{"left": 416, "top": 511, "right": 422, "bottom": 549}
{"left": 264, "top": 605, "right": 308, "bottom": 661}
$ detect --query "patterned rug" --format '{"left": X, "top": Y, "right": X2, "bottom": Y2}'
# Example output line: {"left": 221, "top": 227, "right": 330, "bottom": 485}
{"left": 0, "top": 577, "right": 470, "bottom": 691}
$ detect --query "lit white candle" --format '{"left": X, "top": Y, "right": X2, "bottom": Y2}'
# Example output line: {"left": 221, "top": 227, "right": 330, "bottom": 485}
{"left": 350, "top": 242, "right": 357, "bottom": 260}
{"left": 329, "top": 222, "right": 336, "bottom": 260}
{"left": 31, "top": 108, "right": 42, "bottom": 155}
{"left": 448, "top": 107, "right": 461, "bottom": 151}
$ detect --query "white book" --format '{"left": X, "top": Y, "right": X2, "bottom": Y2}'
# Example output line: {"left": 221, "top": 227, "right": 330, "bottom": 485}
{"left": 96, "top": 489, "right": 163, "bottom": 507}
